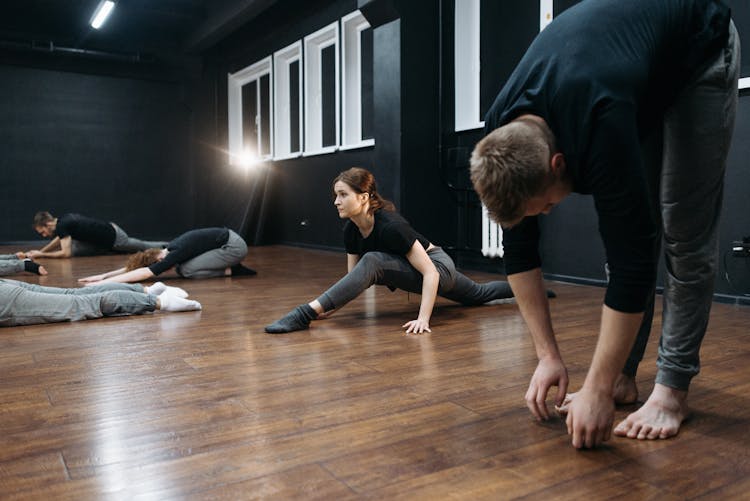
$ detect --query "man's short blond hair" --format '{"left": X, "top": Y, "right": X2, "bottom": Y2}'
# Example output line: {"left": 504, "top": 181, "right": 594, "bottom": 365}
{"left": 470, "top": 119, "right": 555, "bottom": 227}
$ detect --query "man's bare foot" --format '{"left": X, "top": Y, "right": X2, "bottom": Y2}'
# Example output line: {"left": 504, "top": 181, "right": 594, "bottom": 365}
{"left": 556, "top": 373, "right": 638, "bottom": 414}
{"left": 38, "top": 265, "right": 48, "bottom": 276}
{"left": 613, "top": 383, "right": 689, "bottom": 440}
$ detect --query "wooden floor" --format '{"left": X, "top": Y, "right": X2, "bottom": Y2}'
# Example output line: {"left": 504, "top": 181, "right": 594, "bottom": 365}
{"left": 2, "top": 245, "right": 750, "bottom": 500}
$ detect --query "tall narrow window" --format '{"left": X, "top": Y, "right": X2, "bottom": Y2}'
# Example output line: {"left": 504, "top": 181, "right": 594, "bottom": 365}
{"left": 454, "top": 0, "right": 482, "bottom": 131}
{"left": 304, "top": 22, "right": 340, "bottom": 155}
{"left": 274, "top": 41, "right": 303, "bottom": 159}
{"left": 724, "top": 0, "right": 749, "bottom": 88}
{"left": 228, "top": 57, "right": 273, "bottom": 164}
{"left": 341, "top": 10, "right": 375, "bottom": 149}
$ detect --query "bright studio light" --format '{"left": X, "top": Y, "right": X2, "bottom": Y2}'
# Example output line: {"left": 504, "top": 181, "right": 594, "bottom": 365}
{"left": 235, "top": 149, "right": 261, "bottom": 170}
{"left": 90, "top": 1, "right": 116, "bottom": 30}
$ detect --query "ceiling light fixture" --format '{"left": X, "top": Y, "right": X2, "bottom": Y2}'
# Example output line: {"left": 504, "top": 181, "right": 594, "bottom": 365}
{"left": 90, "top": 0, "right": 116, "bottom": 29}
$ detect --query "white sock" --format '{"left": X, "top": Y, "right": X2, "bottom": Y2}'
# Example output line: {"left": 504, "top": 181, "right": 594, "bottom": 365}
{"left": 146, "top": 281, "right": 188, "bottom": 298}
{"left": 158, "top": 294, "right": 202, "bottom": 312}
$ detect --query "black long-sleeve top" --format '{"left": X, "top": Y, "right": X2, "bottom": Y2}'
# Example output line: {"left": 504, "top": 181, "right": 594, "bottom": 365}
{"left": 149, "top": 227, "right": 230, "bottom": 276}
{"left": 484, "top": 0, "right": 730, "bottom": 313}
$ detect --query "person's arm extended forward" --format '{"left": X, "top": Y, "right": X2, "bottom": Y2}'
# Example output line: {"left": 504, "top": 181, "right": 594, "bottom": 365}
{"left": 79, "top": 267, "right": 128, "bottom": 283}
{"left": 508, "top": 267, "right": 568, "bottom": 421}
{"left": 27, "top": 236, "right": 72, "bottom": 258}
{"left": 403, "top": 242, "right": 440, "bottom": 334}
{"left": 81, "top": 266, "right": 156, "bottom": 285}
{"left": 566, "top": 305, "right": 643, "bottom": 448}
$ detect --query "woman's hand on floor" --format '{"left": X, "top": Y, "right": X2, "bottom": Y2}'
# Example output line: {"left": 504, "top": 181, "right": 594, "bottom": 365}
{"left": 403, "top": 318, "right": 431, "bottom": 335}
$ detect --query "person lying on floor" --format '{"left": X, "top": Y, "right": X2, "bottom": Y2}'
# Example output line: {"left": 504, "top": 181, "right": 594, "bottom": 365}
{"left": 265, "top": 167, "right": 554, "bottom": 335}
{"left": 0, "top": 279, "right": 200, "bottom": 327}
{"left": 0, "top": 253, "right": 47, "bottom": 276}
{"left": 78, "top": 227, "right": 256, "bottom": 285}
{"left": 28, "top": 211, "right": 168, "bottom": 258}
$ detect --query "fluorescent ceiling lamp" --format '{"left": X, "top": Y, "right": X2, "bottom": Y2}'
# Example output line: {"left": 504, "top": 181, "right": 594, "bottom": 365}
{"left": 90, "top": 0, "right": 116, "bottom": 29}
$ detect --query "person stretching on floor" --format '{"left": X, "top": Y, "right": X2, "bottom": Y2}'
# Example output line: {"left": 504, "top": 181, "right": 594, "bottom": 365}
{"left": 0, "top": 279, "right": 200, "bottom": 327}
{"left": 78, "top": 227, "right": 256, "bottom": 285}
{"left": 0, "top": 253, "right": 47, "bottom": 276}
{"left": 265, "top": 167, "right": 554, "bottom": 334}
{"left": 28, "top": 211, "right": 168, "bottom": 258}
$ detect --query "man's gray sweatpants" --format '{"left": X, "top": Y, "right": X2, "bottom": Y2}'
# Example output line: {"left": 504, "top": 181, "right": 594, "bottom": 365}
{"left": 70, "top": 223, "right": 168, "bottom": 256}
{"left": 625, "top": 21, "right": 740, "bottom": 390}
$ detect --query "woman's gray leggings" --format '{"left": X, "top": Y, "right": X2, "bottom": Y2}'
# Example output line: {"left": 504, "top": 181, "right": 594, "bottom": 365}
{"left": 0, "top": 279, "right": 157, "bottom": 327}
{"left": 315, "top": 247, "right": 511, "bottom": 312}
{"left": 176, "top": 230, "right": 248, "bottom": 279}
{"left": 0, "top": 255, "right": 24, "bottom": 276}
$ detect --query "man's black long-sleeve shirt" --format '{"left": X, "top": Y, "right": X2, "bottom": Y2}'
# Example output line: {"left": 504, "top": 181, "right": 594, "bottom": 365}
{"left": 484, "top": 0, "right": 730, "bottom": 312}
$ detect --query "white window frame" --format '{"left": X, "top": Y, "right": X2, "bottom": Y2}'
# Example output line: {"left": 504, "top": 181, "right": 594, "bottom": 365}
{"left": 227, "top": 56, "right": 274, "bottom": 165}
{"left": 539, "top": 0, "right": 553, "bottom": 31}
{"left": 341, "top": 10, "right": 375, "bottom": 150}
{"left": 303, "top": 21, "right": 340, "bottom": 156}
{"left": 273, "top": 41, "right": 303, "bottom": 160}
{"left": 454, "top": 0, "right": 482, "bottom": 132}
{"left": 457, "top": 0, "right": 556, "bottom": 132}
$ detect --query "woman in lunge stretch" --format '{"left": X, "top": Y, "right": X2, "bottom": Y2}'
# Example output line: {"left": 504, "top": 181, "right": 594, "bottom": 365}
{"left": 266, "top": 167, "right": 553, "bottom": 334}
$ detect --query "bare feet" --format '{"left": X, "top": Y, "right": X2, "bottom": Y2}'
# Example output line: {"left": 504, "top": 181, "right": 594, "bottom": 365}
{"left": 556, "top": 373, "right": 638, "bottom": 415}
{"left": 38, "top": 265, "right": 48, "bottom": 276}
{"left": 613, "top": 383, "right": 689, "bottom": 440}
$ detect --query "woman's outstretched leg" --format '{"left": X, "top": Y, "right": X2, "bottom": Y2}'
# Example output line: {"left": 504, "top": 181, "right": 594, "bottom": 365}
{"left": 440, "top": 273, "right": 514, "bottom": 305}
{"left": 265, "top": 252, "right": 423, "bottom": 333}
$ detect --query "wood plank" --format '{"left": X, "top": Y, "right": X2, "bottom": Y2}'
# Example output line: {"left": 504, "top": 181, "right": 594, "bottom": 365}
{"left": 1, "top": 244, "right": 749, "bottom": 498}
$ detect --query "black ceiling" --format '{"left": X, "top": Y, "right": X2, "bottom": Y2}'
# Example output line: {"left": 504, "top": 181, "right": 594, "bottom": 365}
{"left": 0, "top": 0, "right": 279, "bottom": 58}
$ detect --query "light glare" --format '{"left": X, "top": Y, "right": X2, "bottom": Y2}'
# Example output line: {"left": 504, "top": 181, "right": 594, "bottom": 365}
{"left": 236, "top": 149, "right": 260, "bottom": 170}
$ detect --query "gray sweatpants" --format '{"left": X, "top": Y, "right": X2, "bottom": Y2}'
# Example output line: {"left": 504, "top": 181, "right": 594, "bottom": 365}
{"left": 70, "top": 223, "right": 168, "bottom": 256}
{"left": 175, "top": 229, "right": 248, "bottom": 279}
{"left": 315, "top": 247, "right": 513, "bottom": 312}
{"left": 0, "top": 279, "right": 157, "bottom": 327}
{"left": 0, "top": 255, "right": 24, "bottom": 276}
{"left": 624, "top": 22, "right": 740, "bottom": 390}
{"left": 111, "top": 223, "right": 168, "bottom": 253}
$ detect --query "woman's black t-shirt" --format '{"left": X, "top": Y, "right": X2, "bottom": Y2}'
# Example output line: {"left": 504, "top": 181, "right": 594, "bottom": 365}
{"left": 344, "top": 210, "right": 430, "bottom": 256}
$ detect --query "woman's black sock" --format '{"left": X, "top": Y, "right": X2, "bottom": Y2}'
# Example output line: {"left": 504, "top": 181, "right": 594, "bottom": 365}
{"left": 265, "top": 304, "right": 317, "bottom": 333}
{"left": 231, "top": 263, "right": 257, "bottom": 276}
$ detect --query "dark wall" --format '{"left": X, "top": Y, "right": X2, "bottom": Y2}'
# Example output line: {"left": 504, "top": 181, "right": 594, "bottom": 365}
{"left": 0, "top": 62, "right": 197, "bottom": 243}
{"left": 395, "top": 1, "right": 458, "bottom": 249}
{"left": 194, "top": 0, "right": 408, "bottom": 249}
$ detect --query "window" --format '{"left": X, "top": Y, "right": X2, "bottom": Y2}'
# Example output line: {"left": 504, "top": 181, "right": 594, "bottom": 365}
{"left": 724, "top": 0, "right": 750, "bottom": 88}
{"left": 228, "top": 57, "right": 273, "bottom": 164}
{"left": 454, "top": 0, "right": 482, "bottom": 131}
{"left": 304, "top": 22, "right": 340, "bottom": 155}
{"left": 341, "top": 11, "right": 375, "bottom": 149}
{"left": 540, "top": 0, "right": 553, "bottom": 31}
{"left": 274, "top": 41, "right": 303, "bottom": 159}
